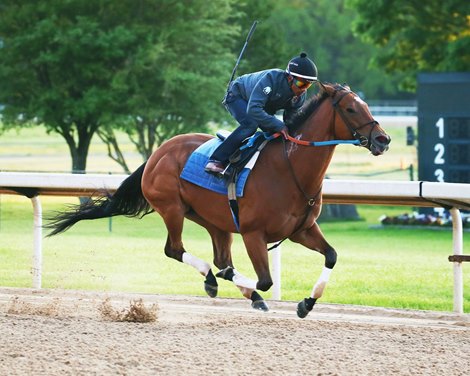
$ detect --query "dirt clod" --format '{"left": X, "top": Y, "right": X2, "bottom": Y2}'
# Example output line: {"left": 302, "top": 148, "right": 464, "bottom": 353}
{"left": 98, "top": 298, "right": 159, "bottom": 323}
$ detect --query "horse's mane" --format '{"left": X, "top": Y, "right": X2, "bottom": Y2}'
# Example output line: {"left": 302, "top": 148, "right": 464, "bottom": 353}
{"left": 286, "top": 82, "right": 348, "bottom": 132}
{"left": 286, "top": 90, "right": 329, "bottom": 132}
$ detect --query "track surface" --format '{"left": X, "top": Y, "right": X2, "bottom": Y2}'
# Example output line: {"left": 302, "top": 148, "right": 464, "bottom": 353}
{"left": 1, "top": 288, "right": 469, "bottom": 375}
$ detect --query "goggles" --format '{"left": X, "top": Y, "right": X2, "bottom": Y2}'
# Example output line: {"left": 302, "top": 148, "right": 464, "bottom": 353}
{"left": 292, "top": 76, "right": 314, "bottom": 90}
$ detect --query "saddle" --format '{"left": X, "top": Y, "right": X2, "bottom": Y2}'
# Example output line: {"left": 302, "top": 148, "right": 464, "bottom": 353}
{"left": 217, "top": 130, "right": 271, "bottom": 182}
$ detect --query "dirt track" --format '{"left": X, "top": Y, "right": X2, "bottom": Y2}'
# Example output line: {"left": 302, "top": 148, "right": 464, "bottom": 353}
{"left": 1, "top": 287, "right": 469, "bottom": 375}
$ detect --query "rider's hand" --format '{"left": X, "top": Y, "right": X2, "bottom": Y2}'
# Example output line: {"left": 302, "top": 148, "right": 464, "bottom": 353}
{"left": 279, "top": 126, "right": 289, "bottom": 140}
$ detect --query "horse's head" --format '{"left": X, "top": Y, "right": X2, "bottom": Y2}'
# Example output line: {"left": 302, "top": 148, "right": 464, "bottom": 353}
{"left": 321, "top": 83, "right": 391, "bottom": 156}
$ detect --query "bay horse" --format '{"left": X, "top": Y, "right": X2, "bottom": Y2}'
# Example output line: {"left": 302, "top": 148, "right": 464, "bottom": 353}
{"left": 47, "top": 82, "right": 390, "bottom": 318}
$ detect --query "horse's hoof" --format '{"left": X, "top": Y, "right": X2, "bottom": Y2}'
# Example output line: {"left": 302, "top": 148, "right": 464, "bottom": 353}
{"left": 204, "top": 270, "right": 218, "bottom": 298}
{"left": 204, "top": 282, "right": 218, "bottom": 298}
{"left": 297, "top": 297, "right": 316, "bottom": 319}
{"left": 252, "top": 300, "right": 269, "bottom": 312}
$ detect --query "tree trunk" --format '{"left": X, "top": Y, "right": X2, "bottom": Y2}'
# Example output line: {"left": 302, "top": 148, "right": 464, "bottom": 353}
{"left": 71, "top": 151, "right": 88, "bottom": 174}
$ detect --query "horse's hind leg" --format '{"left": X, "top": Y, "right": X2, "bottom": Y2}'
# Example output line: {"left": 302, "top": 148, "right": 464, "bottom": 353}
{"left": 154, "top": 205, "right": 219, "bottom": 297}
{"left": 187, "top": 213, "right": 268, "bottom": 311}
{"left": 290, "top": 222, "right": 337, "bottom": 319}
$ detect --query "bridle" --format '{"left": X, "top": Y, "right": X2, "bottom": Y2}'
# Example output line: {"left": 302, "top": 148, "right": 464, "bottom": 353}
{"left": 330, "top": 85, "right": 379, "bottom": 149}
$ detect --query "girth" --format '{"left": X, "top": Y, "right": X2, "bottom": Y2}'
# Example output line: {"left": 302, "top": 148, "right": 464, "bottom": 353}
{"left": 226, "top": 133, "right": 271, "bottom": 231}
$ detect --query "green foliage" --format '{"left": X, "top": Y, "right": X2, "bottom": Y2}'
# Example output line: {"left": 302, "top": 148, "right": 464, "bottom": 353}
{"left": 2, "top": 0, "right": 443, "bottom": 172}
{"left": 254, "top": 0, "right": 408, "bottom": 99}
{"left": 348, "top": 0, "right": 470, "bottom": 90}
{"left": 0, "top": 1, "right": 141, "bottom": 170}
{"left": 231, "top": 1, "right": 298, "bottom": 74}
{"left": 0, "top": 0, "right": 239, "bottom": 171}
{"left": 105, "top": 1, "right": 241, "bottom": 161}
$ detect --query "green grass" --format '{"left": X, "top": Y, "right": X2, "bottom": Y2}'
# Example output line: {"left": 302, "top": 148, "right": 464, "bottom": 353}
{"left": 0, "top": 195, "right": 468, "bottom": 312}
{"left": 1, "top": 119, "right": 468, "bottom": 312}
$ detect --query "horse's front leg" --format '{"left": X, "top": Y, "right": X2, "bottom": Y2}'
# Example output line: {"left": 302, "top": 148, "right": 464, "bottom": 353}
{"left": 215, "top": 266, "right": 269, "bottom": 311}
{"left": 215, "top": 230, "right": 271, "bottom": 311}
{"left": 290, "top": 222, "right": 337, "bottom": 318}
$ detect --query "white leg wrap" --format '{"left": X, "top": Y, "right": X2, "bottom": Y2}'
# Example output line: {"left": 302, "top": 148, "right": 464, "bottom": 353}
{"left": 311, "top": 267, "right": 332, "bottom": 299}
{"left": 232, "top": 269, "right": 257, "bottom": 290}
{"left": 182, "top": 252, "right": 211, "bottom": 276}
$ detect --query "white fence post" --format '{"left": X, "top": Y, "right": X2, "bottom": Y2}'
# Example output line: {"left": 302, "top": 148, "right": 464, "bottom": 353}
{"left": 31, "top": 196, "right": 42, "bottom": 289}
{"left": 271, "top": 245, "right": 281, "bottom": 300}
{"left": 450, "top": 208, "right": 463, "bottom": 314}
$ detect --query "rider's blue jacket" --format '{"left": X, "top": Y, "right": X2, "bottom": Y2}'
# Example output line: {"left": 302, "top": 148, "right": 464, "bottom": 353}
{"left": 228, "top": 69, "right": 306, "bottom": 132}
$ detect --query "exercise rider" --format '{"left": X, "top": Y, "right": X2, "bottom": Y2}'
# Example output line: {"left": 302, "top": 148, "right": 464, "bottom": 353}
{"left": 205, "top": 52, "right": 318, "bottom": 174}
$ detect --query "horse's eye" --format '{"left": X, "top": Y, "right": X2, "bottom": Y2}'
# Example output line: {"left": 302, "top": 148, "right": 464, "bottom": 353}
{"left": 346, "top": 108, "right": 356, "bottom": 114}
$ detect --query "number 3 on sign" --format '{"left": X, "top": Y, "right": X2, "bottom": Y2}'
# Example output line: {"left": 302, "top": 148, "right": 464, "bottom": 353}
{"left": 434, "top": 169, "right": 444, "bottom": 182}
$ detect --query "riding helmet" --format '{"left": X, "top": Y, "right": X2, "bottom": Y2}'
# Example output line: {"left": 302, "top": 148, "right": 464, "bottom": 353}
{"left": 286, "top": 52, "right": 318, "bottom": 81}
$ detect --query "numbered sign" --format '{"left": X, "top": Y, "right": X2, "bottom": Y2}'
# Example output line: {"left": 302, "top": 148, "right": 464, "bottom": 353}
{"left": 418, "top": 73, "right": 470, "bottom": 184}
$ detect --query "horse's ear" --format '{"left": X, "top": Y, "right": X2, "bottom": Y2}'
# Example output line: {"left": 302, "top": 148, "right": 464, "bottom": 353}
{"left": 319, "top": 82, "right": 334, "bottom": 97}
{"left": 341, "top": 82, "right": 351, "bottom": 91}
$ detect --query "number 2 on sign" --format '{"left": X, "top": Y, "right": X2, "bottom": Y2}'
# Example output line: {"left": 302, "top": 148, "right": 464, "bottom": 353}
{"left": 434, "top": 143, "right": 445, "bottom": 164}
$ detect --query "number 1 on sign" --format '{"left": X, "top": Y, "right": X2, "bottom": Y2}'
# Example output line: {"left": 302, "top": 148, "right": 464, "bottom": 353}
{"left": 436, "top": 118, "right": 444, "bottom": 139}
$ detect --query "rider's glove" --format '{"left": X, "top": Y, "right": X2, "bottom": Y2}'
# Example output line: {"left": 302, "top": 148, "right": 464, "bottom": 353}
{"left": 279, "top": 125, "right": 289, "bottom": 140}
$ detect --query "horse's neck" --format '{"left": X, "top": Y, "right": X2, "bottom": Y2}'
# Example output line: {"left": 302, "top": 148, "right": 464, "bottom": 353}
{"left": 297, "top": 101, "right": 335, "bottom": 142}
{"left": 288, "top": 142, "right": 335, "bottom": 193}
{"left": 290, "top": 104, "right": 337, "bottom": 194}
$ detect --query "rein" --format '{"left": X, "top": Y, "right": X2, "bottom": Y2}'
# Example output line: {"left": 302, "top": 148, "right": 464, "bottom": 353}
{"left": 269, "top": 133, "right": 360, "bottom": 146}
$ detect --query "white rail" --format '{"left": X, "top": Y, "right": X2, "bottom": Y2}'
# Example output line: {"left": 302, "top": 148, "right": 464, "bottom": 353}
{"left": 1, "top": 172, "right": 469, "bottom": 312}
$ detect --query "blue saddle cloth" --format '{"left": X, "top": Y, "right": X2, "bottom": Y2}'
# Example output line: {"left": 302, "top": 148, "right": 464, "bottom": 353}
{"left": 180, "top": 137, "right": 252, "bottom": 197}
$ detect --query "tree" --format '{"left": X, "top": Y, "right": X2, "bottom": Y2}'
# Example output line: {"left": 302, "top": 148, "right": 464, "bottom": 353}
{"left": 348, "top": 0, "right": 470, "bottom": 91}
{"left": 230, "top": 1, "right": 298, "bottom": 75}
{"left": 0, "top": 0, "right": 238, "bottom": 172}
{"left": 264, "top": 0, "right": 410, "bottom": 99}
{"left": 98, "top": 1, "right": 243, "bottom": 170}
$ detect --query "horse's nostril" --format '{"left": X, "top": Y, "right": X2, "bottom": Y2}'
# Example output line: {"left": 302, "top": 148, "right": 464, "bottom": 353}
{"left": 375, "top": 135, "right": 390, "bottom": 145}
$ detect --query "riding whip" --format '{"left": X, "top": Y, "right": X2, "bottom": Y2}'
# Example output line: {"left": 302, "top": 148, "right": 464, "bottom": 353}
{"left": 226, "top": 20, "right": 258, "bottom": 94}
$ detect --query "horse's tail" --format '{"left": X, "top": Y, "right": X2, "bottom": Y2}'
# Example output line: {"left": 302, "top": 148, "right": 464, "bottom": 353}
{"left": 46, "top": 162, "right": 153, "bottom": 237}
